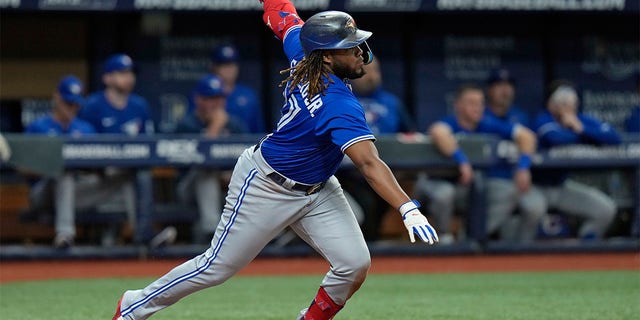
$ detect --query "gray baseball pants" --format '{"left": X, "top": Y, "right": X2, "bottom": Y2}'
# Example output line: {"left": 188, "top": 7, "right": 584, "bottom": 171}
{"left": 118, "top": 146, "right": 370, "bottom": 319}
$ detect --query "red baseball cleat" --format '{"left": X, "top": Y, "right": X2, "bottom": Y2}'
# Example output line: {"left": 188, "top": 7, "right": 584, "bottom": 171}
{"left": 112, "top": 294, "right": 124, "bottom": 320}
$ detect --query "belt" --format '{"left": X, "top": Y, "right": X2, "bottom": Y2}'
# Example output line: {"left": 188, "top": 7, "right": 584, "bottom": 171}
{"left": 267, "top": 172, "right": 326, "bottom": 195}
{"left": 254, "top": 137, "right": 325, "bottom": 195}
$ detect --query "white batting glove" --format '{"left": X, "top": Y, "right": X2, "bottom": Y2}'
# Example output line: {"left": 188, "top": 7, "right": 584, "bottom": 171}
{"left": 399, "top": 200, "right": 439, "bottom": 244}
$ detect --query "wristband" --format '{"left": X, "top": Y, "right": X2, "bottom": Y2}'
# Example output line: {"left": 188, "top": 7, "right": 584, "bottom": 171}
{"left": 452, "top": 149, "right": 469, "bottom": 164}
{"left": 399, "top": 199, "right": 421, "bottom": 217}
{"left": 517, "top": 154, "right": 531, "bottom": 170}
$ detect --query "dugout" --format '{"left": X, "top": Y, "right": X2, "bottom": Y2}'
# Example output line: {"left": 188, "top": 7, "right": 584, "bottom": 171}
{"left": 0, "top": 1, "right": 638, "bottom": 249}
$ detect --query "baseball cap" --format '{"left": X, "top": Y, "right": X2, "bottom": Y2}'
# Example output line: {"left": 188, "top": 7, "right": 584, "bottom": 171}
{"left": 194, "top": 75, "right": 226, "bottom": 97}
{"left": 57, "top": 75, "right": 84, "bottom": 104}
{"left": 210, "top": 44, "right": 239, "bottom": 64}
{"left": 103, "top": 53, "right": 134, "bottom": 73}
{"left": 487, "top": 67, "right": 515, "bottom": 86}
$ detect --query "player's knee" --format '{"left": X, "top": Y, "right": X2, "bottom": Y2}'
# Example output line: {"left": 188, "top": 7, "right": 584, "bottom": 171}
{"left": 522, "top": 202, "right": 547, "bottom": 221}
{"left": 339, "top": 252, "right": 371, "bottom": 284}
{"left": 587, "top": 196, "right": 617, "bottom": 224}
{"left": 599, "top": 200, "right": 617, "bottom": 224}
{"left": 350, "top": 255, "right": 370, "bottom": 290}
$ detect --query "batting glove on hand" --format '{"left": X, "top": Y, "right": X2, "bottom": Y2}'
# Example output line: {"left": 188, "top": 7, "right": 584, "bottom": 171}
{"left": 399, "top": 200, "right": 439, "bottom": 244}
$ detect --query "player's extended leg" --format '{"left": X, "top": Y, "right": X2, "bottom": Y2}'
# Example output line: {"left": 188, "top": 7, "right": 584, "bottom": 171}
{"left": 485, "top": 178, "right": 518, "bottom": 238}
{"left": 194, "top": 169, "right": 223, "bottom": 243}
{"left": 516, "top": 185, "right": 546, "bottom": 242}
{"left": 53, "top": 173, "right": 75, "bottom": 246}
{"left": 290, "top": 177, "right": 371, "bottom": 320}
{"left": 115, "top": 149, "right": 311, "bottom": 320}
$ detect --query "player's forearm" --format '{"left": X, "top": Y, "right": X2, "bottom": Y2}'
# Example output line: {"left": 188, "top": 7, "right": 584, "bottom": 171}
{"left": 514, "top": 126, "right": 536, "bottom": 155}
{"left": 261, "top": 0, "right": 303, "bottom": 40}
{"left": 429, "top": 123, "right": 458, "bottom": 156}
{"left": 357, "top": 158, "right": 410, "bottom": 209}
{"left": 581, "top": 123, "right": 622, "bottom": 145}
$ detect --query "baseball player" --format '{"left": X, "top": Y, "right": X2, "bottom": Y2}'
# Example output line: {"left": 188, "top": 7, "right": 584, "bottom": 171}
{"left": 482, "top": 68, "right": 546, "bottom": 243}
{"left": 24, "top": 75, "right": 95, "bottom": 247}
{"left": 209, "top": 43, "right": 266, "bottom": 133}
{"left": 112, "top": 1, "right": 438, "bottom": 319}
{"left": 25, "top": 75, "right": 137, "bottom": 248}
{"left": 79, "top": 53, "right": 162, "bottom": 246}
{"left": 532, "top": 81, "right": 620, "bottom": 239}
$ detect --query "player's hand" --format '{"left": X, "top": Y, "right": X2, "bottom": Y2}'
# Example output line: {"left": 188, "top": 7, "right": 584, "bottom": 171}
{"left": 458, "top": 163, "right": 474, "bottom": 186}
{"left": 399, "top": 200, "right": 439, "bottom": 244}
{"left": 514, "top": 169, "right": 531, "bottom": 193}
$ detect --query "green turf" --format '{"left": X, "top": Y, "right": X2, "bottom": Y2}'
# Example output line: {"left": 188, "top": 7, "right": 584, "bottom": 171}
{"left": 0, "top": 271, "right": 638, "bottom": 320}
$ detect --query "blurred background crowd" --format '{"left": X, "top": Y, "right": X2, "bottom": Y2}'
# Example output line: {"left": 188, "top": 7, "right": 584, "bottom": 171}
{"left": 0, "top": 1, "right": 638, "bottom": 251}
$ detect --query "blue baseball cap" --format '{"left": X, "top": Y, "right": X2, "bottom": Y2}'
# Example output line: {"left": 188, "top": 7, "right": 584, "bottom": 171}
{"left": 487, "top": 67, "right": 516, "bottom": 86}
{"left": 103, "top": 53, "right": 134, "bottom": 73}
{"left": 57, "top": 75, "right": 84, "bottom": 104}
{"left": 194, "top": 75, "right": 226, "bottom": 97}
{"left": 210, "top": 44, "right": 239, "bottom": 64}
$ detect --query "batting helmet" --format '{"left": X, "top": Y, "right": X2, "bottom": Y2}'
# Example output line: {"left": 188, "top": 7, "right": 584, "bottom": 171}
{"left": 300, "top": 11, "right": 374, "bottom": 64}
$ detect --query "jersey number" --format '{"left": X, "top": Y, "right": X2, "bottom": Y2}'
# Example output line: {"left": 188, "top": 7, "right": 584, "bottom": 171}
{"left": 276, "top": 95, "right": 301, "bottom": 131}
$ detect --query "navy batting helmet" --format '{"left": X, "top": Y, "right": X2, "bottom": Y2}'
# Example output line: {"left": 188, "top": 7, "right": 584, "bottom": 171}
{"left": 300, "top": 11, "right": 374, "bottom": 64}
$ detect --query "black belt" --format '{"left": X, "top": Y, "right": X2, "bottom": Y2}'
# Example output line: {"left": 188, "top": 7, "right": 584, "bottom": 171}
{"left": 254, "top": 136, "right": 325, "bottom": 195}
{"left": 267, "top": 172, "right": 326, "bottom": 195}
{"left": 253, "top": 135, "right": 268, "bottom": 152}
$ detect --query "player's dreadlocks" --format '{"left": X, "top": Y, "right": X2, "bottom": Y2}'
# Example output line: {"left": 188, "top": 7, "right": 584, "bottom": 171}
{"left": 279, "top": 50, "right": 335, "bottom": 97}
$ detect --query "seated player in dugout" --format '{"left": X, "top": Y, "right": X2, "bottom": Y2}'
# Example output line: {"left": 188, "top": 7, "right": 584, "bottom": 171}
{"left": 79, "top": 54, "right": 174, "bottom": 247}
{"left": 531, "top": 80, "right": 621, "bottom": 240}
{"left": 482, "top": 68, "right": 547, "bottom": 243}
{"left": 112, "top": 1, "right": 438, "bottom": 320}
{"left": 209, "top": 43, "right": 266, "bottom": 134}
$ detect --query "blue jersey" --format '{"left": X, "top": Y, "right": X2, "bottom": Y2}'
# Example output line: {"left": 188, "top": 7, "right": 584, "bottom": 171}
{"left": 25, "top": 115, "right": 95, "bottom": 136}
{"left": 440, "top": 114, "right": 517, "bottom": 179}
{"left": 356, "top": 87, "right": 412, "bottom": 134}
{"left": 625, "top": 106, "right": 640, "bottom": 133}
{"left": 484, "top": 105, "right": 529, "bottom": 129}
{"left": 484, "top": 107, "right": 528, "bottom": 179}
{"left": 532, "top": 111, "right": 621, "bottom": 149}
{"left": 79, "top": 91, "right": 153, "bottom": 136}
{"left": 226, "top": 84, "right": 266, "bottom": 134}
{"left": 440, "top": 115, "right": 515, "bottom": 139}
{"left": 532, "top": 110, "right": 621, "bottom": 185}
{"left": 175, "top": 112, "right": 249, "bottom": 135}
{"left": 259, "top": 26, "right": 375, "bottom": 184}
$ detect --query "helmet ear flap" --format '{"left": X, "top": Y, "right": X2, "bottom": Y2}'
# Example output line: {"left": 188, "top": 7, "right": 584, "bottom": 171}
{"left": 360, "top": 41, "right": 374, "bottom": 65}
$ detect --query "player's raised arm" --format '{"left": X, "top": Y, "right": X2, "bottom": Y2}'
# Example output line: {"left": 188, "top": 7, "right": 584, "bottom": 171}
{"left": 261, "top": 0, "right": 304, "bottom": 41}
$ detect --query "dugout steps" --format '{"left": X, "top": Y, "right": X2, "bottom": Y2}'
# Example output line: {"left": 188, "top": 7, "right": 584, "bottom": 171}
{"left": 1, "top": 238, "right": 637, "bottom": 261}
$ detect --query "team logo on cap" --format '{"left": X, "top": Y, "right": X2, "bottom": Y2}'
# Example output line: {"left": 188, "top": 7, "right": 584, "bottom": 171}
{"left": 345, "top": 18, "right": 356, "bottom": 33}
{"left": 209, "top": 78, "right": 222, "bottom": 90}
{"left": 120, "top": 55, "right": 133, "bottom": 66}
{"left": 221, "top": 46, "right": 235, "bottom": 59}
{"left": 70, "top": 83, "right": 82, "bottom": 94}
